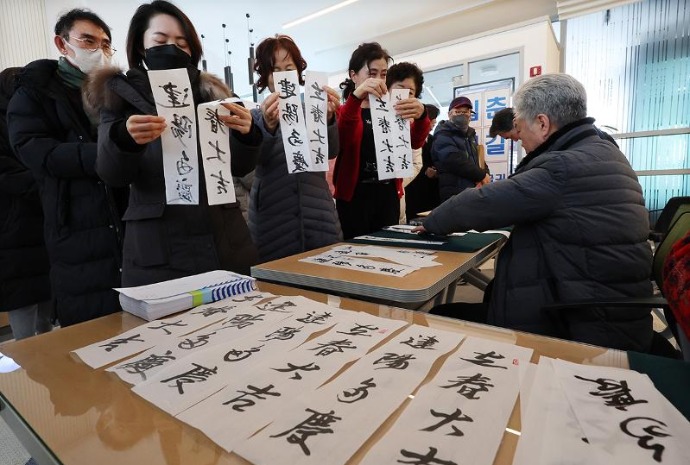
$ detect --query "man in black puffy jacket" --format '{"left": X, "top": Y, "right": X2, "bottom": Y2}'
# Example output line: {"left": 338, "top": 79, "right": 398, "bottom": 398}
{"left": 418, "top": 73, "right": 654, "bottom": 352}
{"left": 7, "top": 9, "right": 126, "bottom": 327}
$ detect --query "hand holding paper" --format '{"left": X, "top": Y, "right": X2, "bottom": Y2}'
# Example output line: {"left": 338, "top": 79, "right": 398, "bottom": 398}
{"left": 353, "top": 77, "right": 387, "bottom": 99}
{"left": 260, "top": 91, "right": 280, "bottom": 133}
{"left": 394, "top": 96, "right": 424, "bottom": 120}
{"left": 126, "top": 114, "right": 167, "bottom": 145}
{"left": 324, "top": 85, "right": 341, "bottom": 122}
{"left": 219, "top": 101, "right": 252, "bottom": 135}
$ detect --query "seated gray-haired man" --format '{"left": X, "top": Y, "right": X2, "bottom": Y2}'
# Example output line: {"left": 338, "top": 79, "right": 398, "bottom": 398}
{"left": 416, "top": 73, "right": 654, "bottom": 352}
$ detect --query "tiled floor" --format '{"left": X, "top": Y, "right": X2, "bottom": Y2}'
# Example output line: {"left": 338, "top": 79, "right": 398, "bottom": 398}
{"left": 0, "top": 415, "right": 30, "bottom": 465}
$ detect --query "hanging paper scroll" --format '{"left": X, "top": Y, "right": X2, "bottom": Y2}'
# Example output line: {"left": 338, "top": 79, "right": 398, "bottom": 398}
{"left": 197, "top": 98, "right": 239, "bottom": 205}
{"left": 369, "top": 88, "right": 414, "bottom": 180}
{"left": 148, "top": 68, "right": 199, "bottom": 205}
{"left": 304, "top": 71, "right": 329, "bottom": 172}
{"left": 274, "top": 70, "right": 311, "bottom": 173}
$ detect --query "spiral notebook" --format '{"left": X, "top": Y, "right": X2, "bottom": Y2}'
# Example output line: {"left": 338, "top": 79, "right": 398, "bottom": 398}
{"left": 115, "top": 270, "right": 257, "bottom": 321}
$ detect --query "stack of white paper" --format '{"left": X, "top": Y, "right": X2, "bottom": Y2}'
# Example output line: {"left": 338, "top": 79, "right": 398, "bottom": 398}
{"left": 116, "top": 270, "right": 256, "bottom": 321}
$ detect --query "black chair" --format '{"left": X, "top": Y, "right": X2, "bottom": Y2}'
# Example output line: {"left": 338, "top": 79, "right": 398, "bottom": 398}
{"left": 542, "top": 212, "right": 690, "bottom": 358}
{"left": 649, "top": 196, "right": 690, "bottom": 243}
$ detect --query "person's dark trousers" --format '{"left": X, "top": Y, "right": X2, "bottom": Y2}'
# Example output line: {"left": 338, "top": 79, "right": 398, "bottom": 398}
{"left": 429, "top": 279, "right": 494, "bottom": 323}
{"left": 336, "top": 181, "right": 400, "bottom": 240}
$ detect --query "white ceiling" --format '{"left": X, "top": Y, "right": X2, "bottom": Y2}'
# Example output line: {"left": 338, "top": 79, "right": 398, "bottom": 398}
{"left": 44, "top": 0, "right": 559, "bottom": 97}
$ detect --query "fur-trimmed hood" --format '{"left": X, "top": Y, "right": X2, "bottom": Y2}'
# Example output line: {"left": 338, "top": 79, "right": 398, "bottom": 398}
{"left": 84, "top": 66, "right": 235, "bottom": 119}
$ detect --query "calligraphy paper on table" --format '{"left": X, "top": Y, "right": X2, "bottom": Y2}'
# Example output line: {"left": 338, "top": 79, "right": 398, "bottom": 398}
{"left": 300, "top": 252, "right": 418, "bottom": 277}
{"left": 177, "top": 312, "right": 408, "bottom": 453}
{"left": 106, "top": 293, "right": 280, "bottom": 384}
{"left": 235, "top": 324, "right": 464, "bottom": 465}
{"left": 360, "top": 336, "right": 532, "bottom": 465}
{"left": 329, "top": 245, "right": 440, "bottom": 268}
{"left": 553, "top": 359, "right": 690, "bottom": 465}
{"left": 369, "top": 89, "right": 414, "bottom": 181}
{"left": 274, "top": 70, "right": 311, "bottom": 174}
{"left": 71, "top": 299, "right": 245, "bottom": 369}
{"left": 353, "top": 234, "right": 446, "bottom": 246}
{"left": 148, "top": 68, "right": 199, "bottom": 205}
{"left": 513, "top": 357, "right": 595, "bottom": 465}
{"left": 131, "top": 297, "right": 356, "bottom": 416}
{"left": 304, "top": 71, "right": 329, "bottom": 172}
{"left": 197, "top": 98, "right": 237, "bottom": 205}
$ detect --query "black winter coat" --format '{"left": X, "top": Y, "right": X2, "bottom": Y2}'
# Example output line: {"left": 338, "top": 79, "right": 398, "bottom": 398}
{"left": 7, "top": 59, "right": 124, "bottom": 326}
{"left": 0, "top": 67, "right": 51, "bottom": 312}
{"left": 248, "top": 109, "right": 342, "bottom": 262}
{"left": 405, "top": 134, "right": 440, "bottom": 219}
{"left": 431, "top": 121, "right": 486, "bottom": 201}
{"left": 88, "top": 67, "right": 260, "bottom": 287}
{"left": 424, "top": 118, "right": 654, "bottom": 351}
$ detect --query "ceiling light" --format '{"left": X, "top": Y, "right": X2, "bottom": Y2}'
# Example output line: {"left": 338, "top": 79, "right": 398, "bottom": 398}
{"left": 282, "top": 0, "right": 360, "bottom": 29}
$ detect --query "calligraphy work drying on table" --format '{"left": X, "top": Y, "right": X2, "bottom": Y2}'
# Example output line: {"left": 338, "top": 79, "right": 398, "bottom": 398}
{"left": 299, "top": 244, "right": 440, "bottom": 277}
{"left": 72, "top": 292, "right": 690, "bottom": 465}
{"left": 515, "top": 358, "right": 690, "bottom": 465}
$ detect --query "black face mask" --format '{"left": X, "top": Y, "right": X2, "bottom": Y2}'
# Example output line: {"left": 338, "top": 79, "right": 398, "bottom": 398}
{"left": 144, "top": 44, "right": 192, "bottom": 70}
{"left": 451, "top": 114, "right": 470, "bottom": 133}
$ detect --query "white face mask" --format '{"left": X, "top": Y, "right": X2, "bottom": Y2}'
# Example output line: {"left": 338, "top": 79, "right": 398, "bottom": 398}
{"left": 64, "top": 40, "right": 110, "bottom": 74}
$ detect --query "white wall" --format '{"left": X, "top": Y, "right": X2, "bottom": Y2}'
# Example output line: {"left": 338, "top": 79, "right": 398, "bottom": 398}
{"left": 0, "top": 0, "right": 49, "bottom": 70}
{"left": 10, "top": 1, "right": 559, "bottom": 101}
{"left": 328, "top": 19, "right": 560, "bottom": 92}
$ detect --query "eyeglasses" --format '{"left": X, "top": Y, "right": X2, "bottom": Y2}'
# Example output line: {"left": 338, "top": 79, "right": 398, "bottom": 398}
{"left": 450, "top": 109, "right": 472, "bottom": 116}
{"left": 68, "top": 36, "right": 116, "bottom": 57}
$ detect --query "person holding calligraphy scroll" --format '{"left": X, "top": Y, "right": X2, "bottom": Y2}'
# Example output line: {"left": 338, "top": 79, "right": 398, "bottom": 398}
{"left": 385, "top": 62, "right": 429, "bottom": 223}
{"left": 334, "top": 43, "right": 431, "bottom": 239}
{"left": 248, "top": 34, "right": 342, "bottom": 262}
{"left": 87, "top": 0, "right": 261, "bottom": 286}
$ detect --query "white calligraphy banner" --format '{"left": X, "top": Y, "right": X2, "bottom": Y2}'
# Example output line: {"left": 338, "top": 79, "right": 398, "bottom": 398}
{"left": 177, "top": 312, "right": 408, "bottom": 452}
{"left": 275, "top": 70, "right": 311, "bottom": 174}
{"left": 329, "top": 244, "right": 440, "bottom": 268}
{"left": 369, "top": 91, "right": 397, "bottom": 181}
{"left": 513, "top": 357, "right": 596, "bottom": 465}
{"left": 130, "top": 296, "right": 356, "bottom": 416}
{"left": 369, "top": 89, "right": 414, "bottom": 181}
{"left": 304, "top": 71, "right": 329, "bottom": 172}
{"left": 552, "top": 359, "right": 690, "bottom": 465}
{"left": 132, "top": 302, "right": 348, "bottom": 417}
{"left": 148, "top": 68, "right": 199, "bottom": 205}
{"left": 360, "top": 336, "right": 532, "bottom": 465}
{"left": 300, "top": 252, "right": 418, "bottom": 277}
{"left": 197, "top": 98, "right": 237, "bottom": 205}
{"left": 235, "top": 324, "right": 464, "bottom": 465}
{"left": 71, "top": 299, "right": 243, "bottom": 369}
{"left": 390, "top": 88, "right": 415, "bottom": 178}
{"left": 106, "top": 293, "right": 282, "bottom": 384}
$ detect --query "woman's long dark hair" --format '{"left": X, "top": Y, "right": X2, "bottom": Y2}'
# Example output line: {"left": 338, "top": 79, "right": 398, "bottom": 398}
{"left": 126, "top": 0, "right": 202, "bottom": 69}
